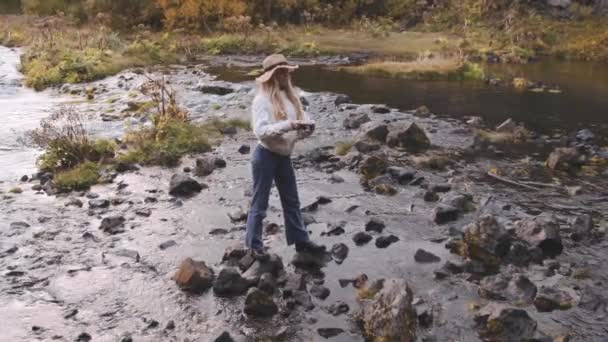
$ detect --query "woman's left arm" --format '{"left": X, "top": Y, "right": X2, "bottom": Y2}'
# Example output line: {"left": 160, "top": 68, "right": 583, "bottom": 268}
{"left": 297, "top": 111, "right": 315, "bottom": 140}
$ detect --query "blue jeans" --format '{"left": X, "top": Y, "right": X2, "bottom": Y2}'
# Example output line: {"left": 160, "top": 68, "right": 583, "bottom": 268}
{"left": 245, "top": 145, "right": 310, "bottom": 250}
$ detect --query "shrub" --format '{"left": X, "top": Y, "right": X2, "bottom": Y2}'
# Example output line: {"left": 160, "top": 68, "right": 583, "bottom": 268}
{"left": 54, "top": 161, "right": 101, "bottom": 191}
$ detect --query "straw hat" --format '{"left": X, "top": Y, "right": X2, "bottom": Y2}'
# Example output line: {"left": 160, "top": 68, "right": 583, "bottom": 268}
{"left": 255, "top": 54, "right": 298, "bottom": 83}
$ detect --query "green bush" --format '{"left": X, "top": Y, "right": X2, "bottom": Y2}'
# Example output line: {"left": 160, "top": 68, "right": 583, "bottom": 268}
{"left": 54, "top": 161, "right": 101, "bottom": 192}
{"left": 38, "top": 138, "right": 116, "bottom": 172}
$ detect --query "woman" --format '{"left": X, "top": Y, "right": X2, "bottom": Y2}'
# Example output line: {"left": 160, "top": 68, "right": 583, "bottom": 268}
{"left": 245, "top": 54, "right": 326, "bottom": 259}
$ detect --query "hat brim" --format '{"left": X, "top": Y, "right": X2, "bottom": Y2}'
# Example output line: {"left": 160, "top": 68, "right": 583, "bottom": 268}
{"left": 255, "top": 64, "right": 298, "bottom": 83}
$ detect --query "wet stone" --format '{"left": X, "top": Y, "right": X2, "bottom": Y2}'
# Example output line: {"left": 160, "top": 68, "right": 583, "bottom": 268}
{"left": 431, "top": 183, "right": 451, "bottom": 193}
{"left": 331, "top": 243, "right": 349, "bottom": 264}
{"left": 376, "top": 235, "right": 399, "bottom": 248}
{"left": 164, "top": 320, "right": 175, "bottom": 330}
{"left": 258, "top": 273, "right": 276, "bottom": 295}
{"left": 88, "top": 198, "right": 109, "bottom": 209}
{"left": 424, "top": 191, "right": 439, "bottom": 202}
{"left": 291, "top": 251, "right": 331, "bottom": 269}
{"left": 359, "top": 122, "right": 389, "bottom": 142}
{"left": 327, "top": 301, "right": 350, "bottom": 316}
{"left": 474, "top": 304, "right": 537, "bottom": 341}
{"left": 432, "top": 205, "right": 459, "bottom": 224}
{"left": 238, "top": 144, "right": 251, "bottom": 154}
{"left": 214, "top": 157, "right": 227, "bottom": 168}
{"left": 371, "top": 105, "right": 391, "bottom": 114}
{"left": 534, "top": 286, "right": 575, "bottom": 312}
{"left": 343, "top": 113, "right": 371, "bottom": 129}
{"left": 65, "top": 198, "right": 84, "bottom": 208}
{"left": 386, "top": 122, "right": 431, "bottom": 153}
{"left": 214, "top": 332, "right": 235, "bottom": 342}
{"left": 99, "top": 216, "right": 126, "bottom": 235}
{"left": 353, "top": 231, "right": 373, "bottom": 245}
{"left": 135, "top": 208, "right": 152, "bottom": 217}
{"left": 76, "top": 332, "right": 92, "bottom": 342}
{"left": 195, "top": 156, "right": 217, "bottom": 177}
{"left": 414, "top": 249, "right": 441, "bottom": 263}
{"left": 365, "top": 217, "right": 385, "bottom": 233}
{"left": 169, "top": 174, "right": 206, "bottom": 197}
{"left": 244, "top": 287, "right": 278, "bottom": 317}
{"left": 515, "top": 215, "right": 563, "bottom": 258}
{"left": 323, "top": 221, "right": 346, "bottom": 236}
{"left": 214, "top": 267, "right": 250, "bottom": 297}
{"left": 569, "top": 214, "right": 593, "bottom": 242}
{"left": 174, "top": 258, "right": 215, "bottom": 294}
{"left": 387, "top": 166, "right": 416, "bottom": 184}
{"left": 159, "top": 240, "right": 177, "bottom": 250}
{"left": 317, "top": 328, "right": 344, "bottom": 338}
{"left": 329, "top": 174, "right": 344, "bottom": 183}
{"left": 310, "top": 285, "right": 330, "bottom": 300}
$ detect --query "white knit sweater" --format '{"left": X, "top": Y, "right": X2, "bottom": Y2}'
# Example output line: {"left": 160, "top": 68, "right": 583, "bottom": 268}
{"left": 251, "top": 91, "right": 313, "bottom": 156}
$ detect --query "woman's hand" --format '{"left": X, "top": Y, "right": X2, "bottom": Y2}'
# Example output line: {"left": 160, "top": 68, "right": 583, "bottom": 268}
{"left": 293, "top": 120, "right": 315, "bottom": 132}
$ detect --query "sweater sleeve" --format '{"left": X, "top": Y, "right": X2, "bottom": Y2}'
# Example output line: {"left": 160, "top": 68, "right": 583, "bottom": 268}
{"left": 252, "top": 95, "right": 293, "bottom": 140}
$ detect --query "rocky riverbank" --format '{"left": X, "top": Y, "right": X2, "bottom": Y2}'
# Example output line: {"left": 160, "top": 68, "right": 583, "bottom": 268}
{"left": 1, "top": 61, "right": 607, "bottom": 342}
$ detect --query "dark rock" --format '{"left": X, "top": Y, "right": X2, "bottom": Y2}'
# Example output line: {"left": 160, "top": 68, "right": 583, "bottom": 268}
{"left": 159, "top": 240, "right": 177, "bottom": 250}
{"left": 368, "top": 174, "right": 394, "bottom": 188}
{"left": 291, "top": 251, "right": 331, "bottom": 269}
{"left": 264, "top": 222, "right": 280, "bottom": 235}
{"left": 386, "top": 122, "right": 431, "bottom": 152}
{"left": 365, "top": 217, "right": 386, "bottom": 233}
{"left": 387, "top": 166, "right": 416, "bottom": 184}
{"left": 310, "top": 284, "right": 330, "bottom": 300}
{"left": 327, "top": 301, "right": 350, "bottom": 316}
{"left": 76, "top": 332, "right": 92, "bottom": 342}
{"left": 213, "top": 267, "right": 250, "bottom": 297}
{"left": 440, "top": 192, "right": 474, "bottom": 212}
{"left": 331, "top": 243, "right": 349, "bottom": 264}
{"left": 242, "top": 254, "right": 284, "bottom": 283}
{"left": 358, "top": 278, "right": 416, "bottom": 342}
{"left": 65, "top": 198, "right": 84, "bottom": 208}
{"left": 328, "top": 174, "right": 344, "bottom": 183}
{"left": 515, "top": 215, "right": 563, "bottom": 258}
{"left": 244, "top": 288, "right": 278, "bottom": 317}
{"left": 199, "top": 84, "right": 234, "bottom": 95}
{"left": 20, "top": 175, "right": 28, "bottom": 182}
{"left": 283, "top": 273, "right": 306, "bottom": 296}
{"left": 546, "top": 147, "right": 581, "bottom": 171}
{"left": 115, "top": 162, "right": 139, "bottom": 173}
{"left": 195, "top": 156, "right": 216, "bottom": 177}
{"left": 214, "top": 331, "right": 235, "bottom": 342}
{"left": 569, "top": 214, "right": 593, "bottom": 242}
{"left": 135, "top": 208, "right": 152, "bottom": 217}
{"left": 430, "top": 184, "right": 451, "bottom": 193}
{"left": 409, "top": 176, "right": 425, "bottom": 186}
{"left": 414, "top": 249, "right": 441, "bottom": 263}
{"left": 258, "top": 273, "right": 277, "bottom": 295}
{"left": 353, "top": 231, "right": 373, "bottom": 245}
{"left": 214, "top": 157, "right": 227, "bottom": 168}
{"left": 534, "top": 286, "right": 575, "bottom": 312}
{"left": 359, "top": 122, "right": 389, "bottom": 142}
{"left": 424, "top": 191, "right": 439, "bottom": 202}
{"left": 99, "top": 216, "right": 126, "bottom": 235}
{"left": 323, "top": 221, "right": 346, "bottom": 236}
{"left": 474, "top": 304, "right": 537, "bottom": 341}
{"left": 173, "top": 258, "right": 215, "bottom": 294}
{"left": 88, "top": 199, "right": 110, "bottom": 209}
{"left": 434, "top": 261, "right": 464, "bottom": 279}
{"left": 210, "top": 228, "right": 229, "bottom": 235}
{"left": 376, "top": 235, "right": 399, "bottom": 248}
{"left": 238, "top": 144, "right": 250, "bottom": 154}
{"left": 479, "top": 273, "right": 537, "bottom": 304}
{"left": 300, "top": 96, "right": 310, "bottom": 107}
{"left": 504, "top": 241, "right": 543, "bottom": 267}
{"left": 334, "top": 94, "right": 352, "bottom": 106}
{"left": 354, "top": 273, "right": 369, "bottom": 288}
{"left": 302, "top": 213, "right": 316, "bottom": 226}
{"left": 164, "top": 320, "right": 175, "bottom": 330}
{"left": 371, "top": 105, "right": 391, "bottom": 114}
{"left": 317, "top": 328, "right": 344, "bottom": 338}
{"left": 354, "top": 139, "right": 382, "bottom": 153}
{"left": 306, "top": 147, "right": 333, "bottom": 163}
{"left": 418, "top": 308, "right": 433, "bottom": 327}
{"left": 432, "top": 205, "right": 459, "bottom": 224}
{"left": 169, "top": 174, "right": 205, "bottom": 197}
{"left": 343, "top": 113, "right": 371, "bottom": 129}
{"left": 373, "top": 183, "right": 397, "bottom": 196}
{"left": 414, "top": 105, "right": 432, "bottom": 117}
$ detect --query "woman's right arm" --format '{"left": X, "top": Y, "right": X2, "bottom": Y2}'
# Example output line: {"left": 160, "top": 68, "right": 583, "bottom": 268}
{"left": 252, "top": 96, "right": 293, "bottom": 140}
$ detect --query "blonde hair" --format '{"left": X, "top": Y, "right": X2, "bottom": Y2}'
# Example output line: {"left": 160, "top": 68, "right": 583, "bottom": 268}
{"left": 261, "top": 72, "right": 304, "bottom": 122}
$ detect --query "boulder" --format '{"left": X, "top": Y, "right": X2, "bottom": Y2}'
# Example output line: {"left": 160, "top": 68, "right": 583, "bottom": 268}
{"left": 242, "top": 254, "right": 284, "bottom": 283}
{"left": 479, "top": 273, "right": 537, "bottom": 304}
{"left": 343, "top": 113, "right": 371, "bottom": 129}
{"left": 306, "top": 147, "right": 333, "bottom": 163}
{"left": 359, "top": 155, "right": 388, "bottom": 180}
{"left": 291, "top": 251, "right": 331, "bottom": 269}
{"left": 451, "top": 215, "right": 511, "bottom": 272}
{"left": 173, "top": 258, "right": 215, "bottom": 294}
{"left": 440, "top": 192, "right": 474, "bottom": 212}
{"left": 214, "top": 157, "right": 227, "bottom": 168}
{"left": 99, "top": 216, "right": 126, "bottom": 235}
{"left": 357, "top": 279, "right": 417, "bottom": 342}
{"left": 244, "top": 288, "right": 278, "bottom": 317}
{"left": 354, "top": 139, "right": 381, "bottom": 153}
{"left": 359, "top": 122, "right": 389, "bottom": 143}
{"left": 195, "top": 156, "right": 216, "bottom": 177}
{"left": 515, "top": 215, "right": 563, "bottom": 258}
{"left": 169, "top": 174, "right": 205, "bottom": 197}
{"left": 546, "top": 147, "right": 581, "bottom": 171}
{"left": 213, "top": 267, "right": 250, "bottom": 297}
{"left": 386, "top": 123, "right": 430, "bottom": 153}
{"left": 334, "top": 94, "right": 352, "bottom": 106}
{"left": 534, "top": 286, "right": 575, "bottom": 312}
{"left": 474, "top": 304, "right": 537, "bottom": 341}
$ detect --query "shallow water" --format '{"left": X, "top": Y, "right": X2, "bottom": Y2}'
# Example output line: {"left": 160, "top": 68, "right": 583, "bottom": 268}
{"left": 0, "top": 46, "right": 62, "bottom": 182}
{"left": 208, "top": 60, "right": 608, "bottom": 144}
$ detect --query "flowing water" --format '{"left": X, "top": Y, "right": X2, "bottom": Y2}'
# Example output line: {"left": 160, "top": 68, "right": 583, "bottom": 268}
{"left": 0, "top": 46, "right": 61, "bottom": 182}
{"left": 208, "top": 60, "right": 608, "bottom": 144}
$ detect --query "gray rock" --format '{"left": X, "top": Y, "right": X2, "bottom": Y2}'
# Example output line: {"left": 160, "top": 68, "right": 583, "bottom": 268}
{"left": 353, "top": 231, "right": 373, "bottom": 245}
{"left": 331, "top": 243, "right": 349, "bottom": 264}
{"left": 569, "top": 214, "right": 593, "bottom": 241}
{"left": 135, "top": 208, "right": 152, "bottom": 217}
{"left": 359, "top": 122, "right": 389, "bottom": 143}
{"left": 159, "top": 240, "right": 177, "bottom": 250}
{"left": 534, "top": 286, "right": 575, "bottom": 312}
{"left": 375, "top": 235, "right": 399, "bottom": 248}
{"left": 474, "top": 304, "right": 537, "bottom": 341}
{"left": 548, "top": 0, "right": 571, "bottom": 8}
{"left": 88, "top": 199, "right": 109, "bottom": 208}
{"left": 414, "top": 105, "right": 432, "bottom": 117}
{"left": 371, "top": 105, "right": 391, "bottom": 114}
{"left": 238, "top": 145, "right": 250, "bottom": 154}
{"left": 214, "top": 157, "right": 227, "bottom": 168}
{"left": 357, "top": 279, "right": 417, "bottom": 342}
{"left": 195, "top": 156, "right": 216, "bottom": 177}
{"left": 213, "top": 331, "right": 235, "bottom": 342}
{"left": 213, "top": 267, "right": 250, "bottom": 297}
{"left": 291, "top": 251, "right": 331, "bottom": 269}
{"left": 169, "top": 174, "right": 205, "bottom": 197}
{"left": 242, "top": 254, "right": 284, "bottom": 283}
{"left": 452, "top": 215, "right": 511, "bottom": 272}
{"left": 354, "top": 139, "right": 382, "bottom": 153}
{"left": 228, "top": 207, "right": 248, "bottom": 222}
{"left": 424, "top": 191, "right": 439, "bottom": 202}
{"left": 258, "top": 273, "right": 277, "bottom": 295}
{"left": 328, "top": 174, "right": 344, "bottom": 183}
{"left": 386, "top": 122, "right": 431, "bottom": 152}
{"left": 479, "top": 273, "right": 537, "bottom": 304}
{"left": 387, "top": 166, "right": 416, "bottom": 184}
{"left": 414, "top": 249, "right": 441, "bottom": 263}
{"left": 327, "top": 301, "right": 350, "bottom": 316}
{"left": 244, "top": 287, "right": 278, "bottom": 317}
{"left": 440, "top": 192, "right": 474, "bottom": 212}
{"left": 365, "top": 217, "right": 385, "bottom": 233}
{"left": 99, "top": 216, "right": 126, "bottom": 235}
{"left": 430, "top": 184, "right": 451, "bottom": 193}
{"left": 302, "top": 213, "right": 316, "bottom": 226}
{"left": 323, "top": 221, "right": 346, "bottom": 236}
{"left": 198, "top": 84, "right": 234, "bottom": 95}
{"left": 317, "top": 328, "right": 344, "bottom": 338}
{"left": 432, "top": 205, "right": 459, "bottom": 224}
{"left": 173, "top": 258, "right": 215, "bottom": 294}
{"left": 343, "top": 113, "right": 371, "bottom": 129}
{"left": 310, "top": 285, "right": 330, "bottom": 300}
{"left": 65, "top": 198, "right": 84, "bottom": 208}
{"left": 334, "top": 94, "right": 352, "bottom": 106}
{"left": 546, "top": 147, "right": 581, "bottom": 171}
{"left": 515, "top": 215, "right": 562, "bottom": 258}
